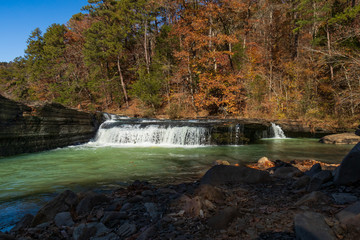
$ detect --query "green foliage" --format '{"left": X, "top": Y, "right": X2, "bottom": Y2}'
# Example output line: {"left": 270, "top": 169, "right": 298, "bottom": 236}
{"left": 130, "top": 68, "right": 164, "bottom": 108}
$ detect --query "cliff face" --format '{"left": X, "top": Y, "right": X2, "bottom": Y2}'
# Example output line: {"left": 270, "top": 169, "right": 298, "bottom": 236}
{"left": 0, "top": 95, "right": 101, "bottom": 157}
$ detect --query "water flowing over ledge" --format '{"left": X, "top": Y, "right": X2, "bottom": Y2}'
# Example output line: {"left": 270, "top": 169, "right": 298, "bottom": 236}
{"left": 89, "top": 118, "right": 287, "bottom": 147}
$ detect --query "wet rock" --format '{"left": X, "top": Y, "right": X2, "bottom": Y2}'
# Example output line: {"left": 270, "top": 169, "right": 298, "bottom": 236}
{"left": 116, "top": 222, "right": 136, "bottom": 238}
{"left": 336, "top": 201, "right": 360, "bottom": 225}
{"left": 10, "top": 214, "right": 33, "bottom": 232}
{"left": 291, "top": 175, "right": 311, "bottom": 190}
{"left": 76, "top": 192, "right": 111, "bottom": 216}
{"left": 31, "top": 190, "right": 78, "bottom": 227}
{"left": 144, "top": 202, "right": 160, "bottom": 221}
{"left": 295, "top": 191, "right": 330, "bottom": 206}
{"left": 54, "top": 212, "right": 74, "bottom": 227}
{"left": 334, "top": 142, "right": 360, "bottom": 185}
{"left": 73, "top": 222, "right": 110, "bottom": 240}
{"left": 294, "top": 211, "right": 336, "bottom": 240}
{"left": 273, "top": 166, "right": 302, "bottom": 179}
{"left": 320, "top": 133, "right": 360, "bottom": 144}
{"left": 101, "top": 211, "right": 128, "bottom": 228}
{"left": 257, "top": 157, "right": 275, "bottom": 169}
{"left": 200, "top": 165, "right": 271, "bottom": 186}
{"left": 194, "top": 184, "right": 224, "bottom": 203}
{"left": 304, "top": 163, "right": 322, "bottom": 177}
{"left": 207, "top": 207, "right": 238, "bottom": 230}
{"left": 332, "top": 193, "right": 358, "bottom": 205}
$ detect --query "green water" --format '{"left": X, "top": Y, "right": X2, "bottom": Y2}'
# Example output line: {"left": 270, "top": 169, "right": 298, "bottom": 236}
{"left": 0, "top": 139, "right": 353, "bottom": 231}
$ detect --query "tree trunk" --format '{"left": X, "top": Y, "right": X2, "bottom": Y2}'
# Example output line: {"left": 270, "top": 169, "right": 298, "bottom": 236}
{"left": 144, "top": 22, "right": 150, "bottom": 74}
{"left": 326, "top": 26, "right": 334, "bottom": 81}
{"left": 117, "top": 55, "right": 129, "bottom": 107}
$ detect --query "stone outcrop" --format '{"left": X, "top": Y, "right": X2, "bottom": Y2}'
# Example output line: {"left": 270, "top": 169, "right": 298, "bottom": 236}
{"left": 334, "top": 142, "right": 360, "bottom": 185}
{"left": 0, "top": 95, "right": 101, "bottom": 157}
{"left": 275, "top": 120, "right": 336, "bottom": 138}
{"left": 200, "top": 165, "right": 272, "bottom": 186}
{"left": 320, "top": 133, "right": 360, "bottom": 144}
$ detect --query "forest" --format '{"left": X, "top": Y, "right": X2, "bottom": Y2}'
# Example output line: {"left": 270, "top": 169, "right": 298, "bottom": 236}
{"left": 0, "top": 0, "right": 359, "bottom": 127}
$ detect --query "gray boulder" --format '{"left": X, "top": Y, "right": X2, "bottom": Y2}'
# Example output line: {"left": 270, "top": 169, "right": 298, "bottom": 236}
{"left": 334, "top": 142, "right": 360, "bottom": 185}
{"left": 320, "top": 133, "right": 360, "bottom": 144}
{"left": 200, "top": 165, "right": 271, "bottom": 186}
{"left": 76, "top": 192, "right": 111, "bottom": 216}
{"left": 54, "top": 212, "right": 74, "bottom": 227}
{"left": 73, "top": 222, "right": 110, "bottom": 240}
{"left": 273, "top": 166, "right": 303, "bottom": 179}
{"left": 294, "top": 211, "right": 336, "bottom": 240}
{"left": 31, "top": 190, "right": 78, "bottom": 227}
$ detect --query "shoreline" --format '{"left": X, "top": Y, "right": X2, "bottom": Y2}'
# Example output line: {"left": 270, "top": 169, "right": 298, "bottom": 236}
{"left": 3, "top": 158, "right": 360, "bottom": 239}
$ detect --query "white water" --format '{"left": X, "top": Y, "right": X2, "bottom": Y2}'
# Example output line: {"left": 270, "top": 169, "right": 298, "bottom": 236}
{"left": 92, "top": 123, "right": 210, "bottom": 147}
{"left": 270, "top": 123, "right": 287, "bottom": 139}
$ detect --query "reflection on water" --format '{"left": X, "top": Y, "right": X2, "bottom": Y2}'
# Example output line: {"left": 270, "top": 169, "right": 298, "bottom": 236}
{"left": 0, "top": 138, "right": 353, "bottom": 231}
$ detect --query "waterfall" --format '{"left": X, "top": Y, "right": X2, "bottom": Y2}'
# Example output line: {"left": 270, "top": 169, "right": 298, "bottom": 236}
{"left": 270, "top": 123, "right": 286, "bottom": 139}
{"left": 92, "top": 121, "right": 210, "bottom": 146}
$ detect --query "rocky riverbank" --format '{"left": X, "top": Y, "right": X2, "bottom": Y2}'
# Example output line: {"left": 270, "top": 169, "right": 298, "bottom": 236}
{"left": 0, "top": 95, "right": 102, "bottom": 157}
{"left": 3, "top": 150, "right": 360, "bottom": 240}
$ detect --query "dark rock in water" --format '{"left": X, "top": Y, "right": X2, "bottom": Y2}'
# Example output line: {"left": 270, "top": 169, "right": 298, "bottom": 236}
{"left": 10, "top": 214, "right": 33, "bottom": 232}
{"left": 54, "top": 212, "right": 74, "bottom": 227}
{"left": 0, "top": 95, "right": 101, "bottom": 157}
{"left": 305, "top": 163, "right": 322, "bottom": 177}
{"left": 334, "top": 142, "right": 360, "bottom": 185}
{"left": 332, "top": 193, "right": 358, "bottom": 205}
{"left": 76, "top": 192, "right": 111, "bottom": 216}
{"left": 200, "top": 165, "right": 271, "bottom": 186}
{"left": 320, "top": 133, "right": 360, "bottom": 144}
{"left": 294, "top": 211, "right": 336, "bottom": 240}
{"left": 31, "top": 190, "right": 78, "bottom": 227}
{"left": 207, "top": 207, "right": 238, "bottom": 230}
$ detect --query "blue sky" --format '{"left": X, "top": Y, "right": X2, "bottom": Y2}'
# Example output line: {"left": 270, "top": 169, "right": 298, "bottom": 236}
{"left": 0, "top": 0, "right": 89, "bottom": 62}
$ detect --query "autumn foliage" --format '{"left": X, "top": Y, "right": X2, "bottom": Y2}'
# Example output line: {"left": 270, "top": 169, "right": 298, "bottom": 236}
{"left": 1, "top": 0, "right": 360, "bottom": 126}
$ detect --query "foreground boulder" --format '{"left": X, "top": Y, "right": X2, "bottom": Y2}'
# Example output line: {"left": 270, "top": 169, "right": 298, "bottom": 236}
{"left": 334, "top": 142, "right": 360, "bottom": 185}
{"left": 294, "top": 212, "right": 336, "bottom": 240}
{"left": 200, "top": 165, "right": 271, "bottom": 186}
{"left": 320, "top": 133, "right": 360, "bottom": 144}
{"left": 31, "top": 190, "right": 78, "bottom": 227}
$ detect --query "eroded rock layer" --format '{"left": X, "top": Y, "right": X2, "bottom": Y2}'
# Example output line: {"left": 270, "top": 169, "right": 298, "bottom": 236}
{"left": 0, "top": 95, "right": 100, "bottom": 157}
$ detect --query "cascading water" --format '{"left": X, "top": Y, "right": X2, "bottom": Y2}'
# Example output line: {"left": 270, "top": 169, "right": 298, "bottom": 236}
{"left": 92, "top": 121, "right": 210, "bottom": 146}
{"left": 270, "top": 123, "right": 286, "bottom": 139}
